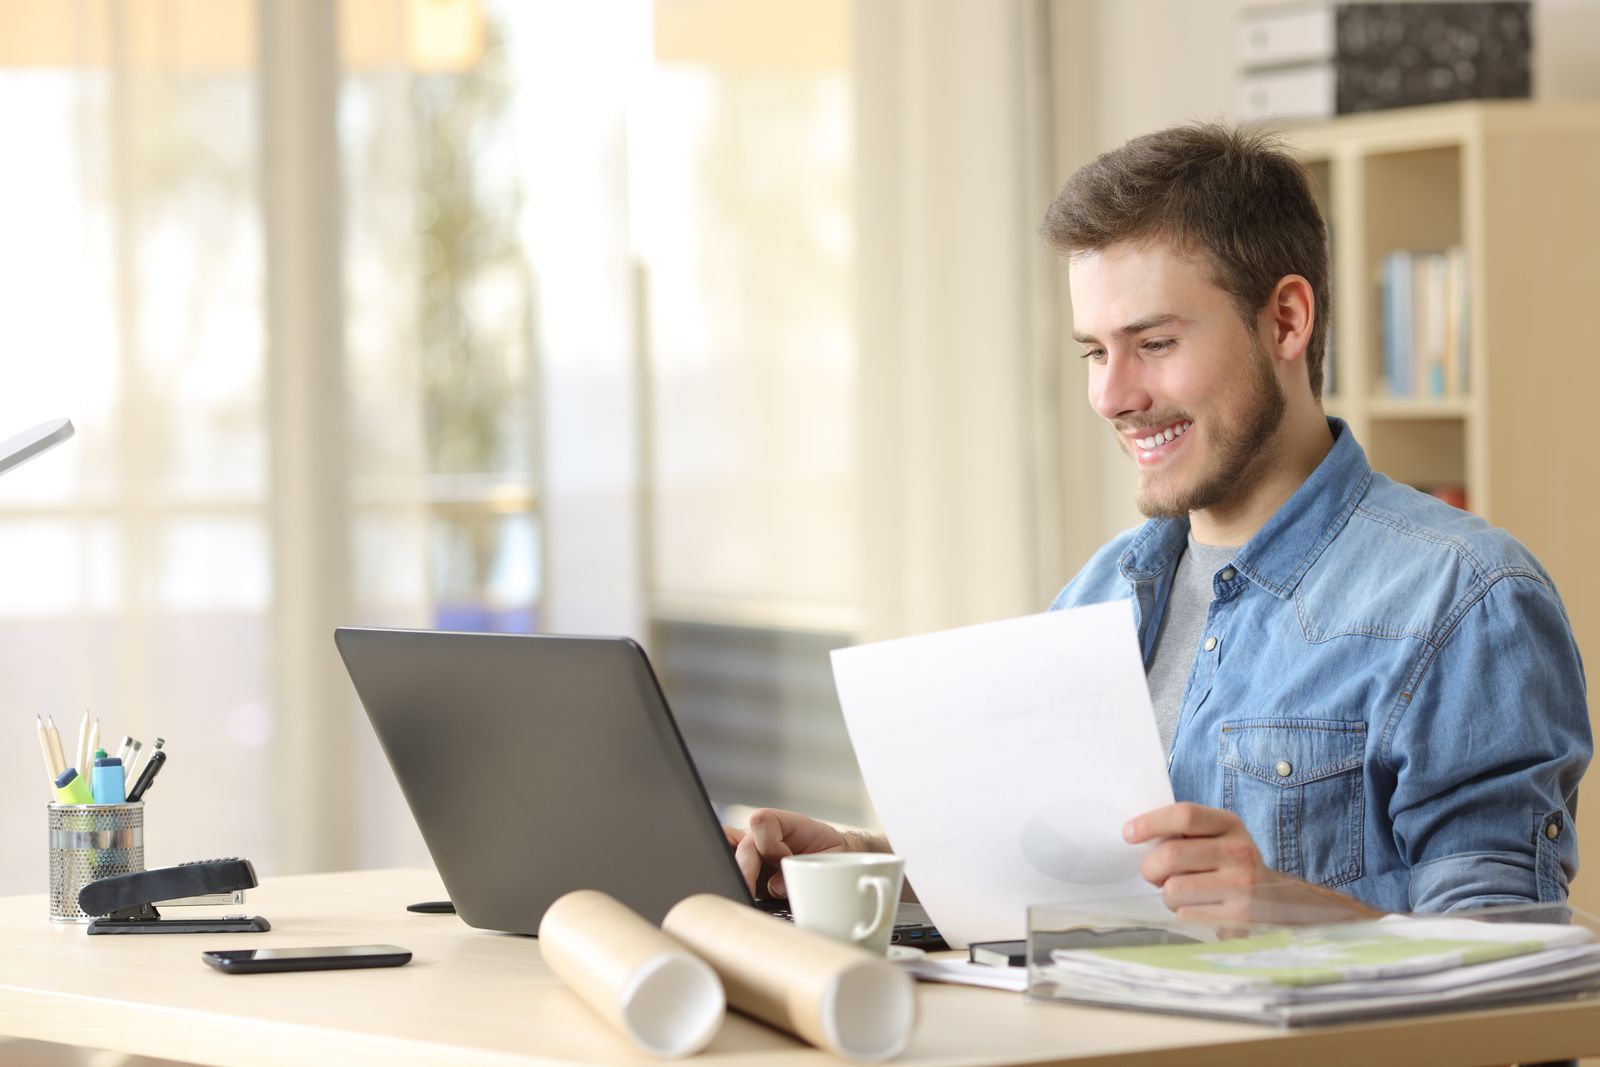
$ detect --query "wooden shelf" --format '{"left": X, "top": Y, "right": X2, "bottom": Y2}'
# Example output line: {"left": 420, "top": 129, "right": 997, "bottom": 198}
{"left": 1286, "top": 101, "right": 1600, "bottom": 918}
{"left": 1287, "top": 101, "right": 1600, "bottom": 512}
{"left": 1364, "top": 396, "right": 1472, "bottom": 420}
{"left": 1325, "top": 395, "right": 1471, "bottom": 421}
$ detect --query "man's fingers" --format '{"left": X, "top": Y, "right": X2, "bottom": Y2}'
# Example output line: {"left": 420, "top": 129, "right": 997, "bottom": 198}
{"left": 730, "top": 808, "right": 857, "bottom": 895}
{"left": 1124, "top": 802, "right": 1239, "bottom": 844}
{"left": 734, "top": 834, "right": 762, "bottom": 894}
{"left": 735, "top": 809, "right": 803, "bottom": 895}
{"left": 1139, "top": 836, "right": 1234, "bottom": 886}
{"left": 747, "top": 810, "right": 796, "bottom": 860}
{"left": 1158, "top": 869, "right": 1257, "bottom": 910}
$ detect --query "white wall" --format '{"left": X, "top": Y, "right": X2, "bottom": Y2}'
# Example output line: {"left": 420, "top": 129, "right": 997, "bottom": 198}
{"left": 855, "top": 0, "right": 1065, "bottom": 635}
{"left": 1533, "top": 0, "right": 1600, "bottom": 101}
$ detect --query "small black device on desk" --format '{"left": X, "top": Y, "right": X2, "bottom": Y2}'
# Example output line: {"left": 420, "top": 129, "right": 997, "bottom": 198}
{"left": 406, "top": 900, "right": 455, "bottom": 914}
{"left": 201, "top": 945, "right": 412, "bottom": 974}
{"left": 972, "top": 926, "right": 1203, "bottom": 968}
{"left": 79, "top": 858, "right": 269, "bottom": 934}
{"left": 969, "top": 939, "right": 1027, "bottom": 967}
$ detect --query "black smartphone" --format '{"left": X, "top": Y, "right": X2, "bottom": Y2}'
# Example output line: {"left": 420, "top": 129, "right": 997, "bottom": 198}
{"left": 201, "top": 944, "right": 412, "bottom": 974}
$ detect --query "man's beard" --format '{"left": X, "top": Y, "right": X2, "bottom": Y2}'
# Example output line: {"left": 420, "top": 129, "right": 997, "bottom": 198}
{"left": 1132, "top": 335, "right": 1287, "bottom": 520}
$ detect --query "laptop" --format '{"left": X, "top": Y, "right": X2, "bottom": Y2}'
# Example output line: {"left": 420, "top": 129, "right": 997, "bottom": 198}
{"left": 334, "top": 626, "right": 944, "bottom": 948}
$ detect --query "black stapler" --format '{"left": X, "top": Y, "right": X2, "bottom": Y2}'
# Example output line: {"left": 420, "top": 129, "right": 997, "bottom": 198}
{"left": 80, "top": 858, "right": 271, "bottom": 934}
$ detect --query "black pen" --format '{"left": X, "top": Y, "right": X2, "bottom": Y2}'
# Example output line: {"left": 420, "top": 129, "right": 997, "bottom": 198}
{"left": 126, "top": 737, "right": 166, "bottom": 802}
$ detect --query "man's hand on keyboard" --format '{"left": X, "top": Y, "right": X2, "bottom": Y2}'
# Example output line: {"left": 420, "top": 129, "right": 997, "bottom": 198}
{"left": 727, "top": 808, "right": 885, "bottom": 898}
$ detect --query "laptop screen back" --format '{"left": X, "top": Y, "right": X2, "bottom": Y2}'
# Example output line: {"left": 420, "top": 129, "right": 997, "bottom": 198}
{"left": 335, "top": 627, "right": 752, "bottom": 931}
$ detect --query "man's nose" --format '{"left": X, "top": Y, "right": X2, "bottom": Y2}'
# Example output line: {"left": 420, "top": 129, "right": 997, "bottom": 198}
{"left": 1090, "top": 350, "right": 1151, "bottom": 422}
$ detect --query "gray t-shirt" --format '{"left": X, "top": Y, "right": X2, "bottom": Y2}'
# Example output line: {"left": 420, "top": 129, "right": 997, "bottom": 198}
{"left": 1146, "top": 535, "right": 1238, "bottom": 756}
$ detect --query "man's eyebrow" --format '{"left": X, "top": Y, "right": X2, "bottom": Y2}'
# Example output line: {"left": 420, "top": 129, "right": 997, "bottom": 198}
{"left": 1072, "top": 313, "right": 1186, "bottom": 345}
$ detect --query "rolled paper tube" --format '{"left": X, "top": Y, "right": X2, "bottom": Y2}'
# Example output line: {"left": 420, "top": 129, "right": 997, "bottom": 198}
{"left": 539, "top": 890, "right": 724, "bottom": 1059}
{"left": 662, "top": 894, "right": 916, "bottom": 1063}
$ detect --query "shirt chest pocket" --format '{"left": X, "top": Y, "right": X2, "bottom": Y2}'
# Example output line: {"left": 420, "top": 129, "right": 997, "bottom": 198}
{"left": 1218, "top": 719, "right": 1366, "bottom": 889}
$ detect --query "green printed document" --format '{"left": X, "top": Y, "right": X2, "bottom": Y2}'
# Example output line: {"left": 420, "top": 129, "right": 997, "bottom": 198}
{"left": 1035, "top": 916, "right": 1600, "bottom": 1024}
{"left": 1065, "top": 922, "right": 1556, "bottom": 990}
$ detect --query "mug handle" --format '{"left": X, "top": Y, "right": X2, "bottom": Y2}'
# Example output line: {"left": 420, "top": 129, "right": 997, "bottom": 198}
{"left": 851, "top": 874, "right": 894, "bottom": 943}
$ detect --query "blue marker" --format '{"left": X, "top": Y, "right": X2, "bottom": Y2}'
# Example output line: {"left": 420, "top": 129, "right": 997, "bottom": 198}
{"left": 92, "top": 750, "right": 125, "bottom": 804}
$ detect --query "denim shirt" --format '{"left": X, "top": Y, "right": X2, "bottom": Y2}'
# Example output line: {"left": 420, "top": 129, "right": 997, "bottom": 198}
{"left": 1050, "top": 419, "right": 1590, "bottom": 913}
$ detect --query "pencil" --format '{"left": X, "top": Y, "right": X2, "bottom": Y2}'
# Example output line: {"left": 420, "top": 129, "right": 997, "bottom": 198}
{"left": 74, "top": 709, "right": 91, "bottom": 785}
{"left": 44, "top": 716, "right": 68, "bottom": 778}
{"left": 36, "top": 715, "right": 60, "bottom": 789}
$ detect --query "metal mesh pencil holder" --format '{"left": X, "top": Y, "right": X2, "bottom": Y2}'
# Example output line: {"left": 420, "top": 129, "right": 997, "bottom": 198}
{"left": 48, "top": 802, "right": 143, "bottom": 923}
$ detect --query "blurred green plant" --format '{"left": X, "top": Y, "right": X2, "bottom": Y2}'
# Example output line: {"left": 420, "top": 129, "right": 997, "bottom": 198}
{"left": 411, "top": 14, "right": 537, "bottom": 606}
{"left": 413, "top": 17, "right": 534, "bottom": 477}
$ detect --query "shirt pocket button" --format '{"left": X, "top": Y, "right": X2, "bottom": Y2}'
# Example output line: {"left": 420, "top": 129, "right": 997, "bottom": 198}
{"left": 1275, "top": 760, "right": 1293, "bottom": 777}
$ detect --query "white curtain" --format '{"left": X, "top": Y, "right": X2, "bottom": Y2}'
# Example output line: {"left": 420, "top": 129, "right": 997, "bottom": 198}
{"left": 853, "top": 0, "right": 1082, "bottom": 640}
{"left": 0, "top": 0, "right": 297, "bottom": 887}
{"left": 0, "top": 0, "right": 459, "bottom": 887}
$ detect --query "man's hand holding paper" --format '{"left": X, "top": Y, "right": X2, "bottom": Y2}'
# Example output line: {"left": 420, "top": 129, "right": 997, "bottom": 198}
{"left": 726, "top": 600, "right": 1385, "bottom": 942}
{"left": 1125, "top": 803, "right": 1382, "bottom": 924}
{"left": 826, "top": 599, "right": 1177, "bottom": 948}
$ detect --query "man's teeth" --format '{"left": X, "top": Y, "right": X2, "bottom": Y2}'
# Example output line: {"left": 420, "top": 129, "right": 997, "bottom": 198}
{"left": 1135, "top": 421, "right": 1191, "bottom": 451}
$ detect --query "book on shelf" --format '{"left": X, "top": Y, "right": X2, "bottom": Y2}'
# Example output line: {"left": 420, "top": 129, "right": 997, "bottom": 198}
{"left": 1378, "top": 246, "right": 1469, "bottom": 400}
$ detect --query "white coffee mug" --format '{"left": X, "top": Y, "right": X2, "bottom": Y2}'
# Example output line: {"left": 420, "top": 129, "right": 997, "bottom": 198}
{"left": 780, "top": 852, "right": 906, "bottom": 956}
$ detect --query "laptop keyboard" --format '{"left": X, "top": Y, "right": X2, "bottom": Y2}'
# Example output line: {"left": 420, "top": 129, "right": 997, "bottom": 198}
{"left": 754, "top": 898, "right": 948, "bottom": 951}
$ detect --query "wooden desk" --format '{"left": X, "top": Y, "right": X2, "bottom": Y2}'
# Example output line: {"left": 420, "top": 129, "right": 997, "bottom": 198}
{"left": 3, "top": 868, "right": 1599, "bottom": 1066}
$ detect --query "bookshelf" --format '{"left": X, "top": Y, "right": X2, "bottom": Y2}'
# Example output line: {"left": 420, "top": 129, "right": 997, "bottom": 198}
{"left": 1283, "top": 102, "right": 1600, "bottom": 916}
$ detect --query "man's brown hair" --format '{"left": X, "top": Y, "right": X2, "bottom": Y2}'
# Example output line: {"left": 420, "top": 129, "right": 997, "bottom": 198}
{"left": 1041, "top": 123, "right": 1331, "bottom": 397}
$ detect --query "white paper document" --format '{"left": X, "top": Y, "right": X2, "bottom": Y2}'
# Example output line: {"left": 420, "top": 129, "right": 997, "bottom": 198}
{"left": 899, "top": 958, "right": 1030, "bottom": 993}
{"left": 831, "top": 600, "right": 1173, "bottom": 949}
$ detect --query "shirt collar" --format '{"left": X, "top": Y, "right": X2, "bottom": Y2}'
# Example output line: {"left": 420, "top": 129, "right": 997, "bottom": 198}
{"left": 1118, "top": 417, "right": 1372, "bottom": 598}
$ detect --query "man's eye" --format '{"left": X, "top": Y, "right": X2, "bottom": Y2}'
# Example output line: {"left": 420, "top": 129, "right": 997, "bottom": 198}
{"left": 1080, "top": 349, "right": 1106, "bottom": 362}
{"left": 1143, "top": 339, "right": 1175, "bottom": 353}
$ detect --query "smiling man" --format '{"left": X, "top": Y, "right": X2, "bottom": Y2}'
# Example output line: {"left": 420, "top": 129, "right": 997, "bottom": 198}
{"left": 733, "top": 124, "right": 1589, "bottom": 920}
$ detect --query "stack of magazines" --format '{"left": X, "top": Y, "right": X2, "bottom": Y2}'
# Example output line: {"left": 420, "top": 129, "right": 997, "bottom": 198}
{"left": 1029, "top": 913, "right": 1600, "bottom": 1026}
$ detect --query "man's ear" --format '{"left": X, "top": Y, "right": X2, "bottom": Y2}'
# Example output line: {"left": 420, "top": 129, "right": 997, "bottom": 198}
{"left": 1265, "top": 274, "right": 1315, "bottom": 366}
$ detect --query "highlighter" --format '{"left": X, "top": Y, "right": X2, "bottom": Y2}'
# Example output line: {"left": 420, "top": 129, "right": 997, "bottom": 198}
{"left": 93, "top": 752, "right": 126, "bottom": 804}
{"left": 54, "top": 768, "right": 94, "bottom": 805}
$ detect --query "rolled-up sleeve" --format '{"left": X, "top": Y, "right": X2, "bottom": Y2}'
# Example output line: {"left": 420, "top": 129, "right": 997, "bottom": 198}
{"left": 1385, "top": 572, "right": 1590, "bottom": 912}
